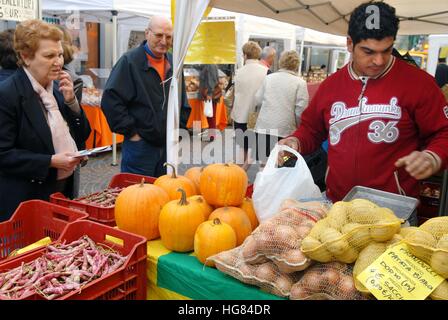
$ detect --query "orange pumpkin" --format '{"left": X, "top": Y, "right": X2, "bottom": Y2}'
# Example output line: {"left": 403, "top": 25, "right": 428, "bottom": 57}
{"left": 209, "top": 207, "right": 252, "bottom": 246}
{"left": 200, "top": 163, "right": 248, "bottom": 207}
{"left": 188, "top": 195, "right": 214, "bottom": 220}
{"left": 185, "top": 166, "right": 202, "bottom": 192}
{"left": 154, "top": 163, "right": 197, "bottom": 200}
{"left": 239, "top": 197, "right": 259, "bottom": 230}
{"left": 159, "top": 188, "right": 205, "bottom": 252}
{"left": 115, "top": 178, "right": 169, "bottom": 240}
{"left": 194, "top": 218, "right": 237, "bottom": 267}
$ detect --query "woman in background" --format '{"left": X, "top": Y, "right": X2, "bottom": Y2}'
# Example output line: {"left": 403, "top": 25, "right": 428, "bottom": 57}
{"left": 254, "top": 50, "right": 309, "bottom": 164}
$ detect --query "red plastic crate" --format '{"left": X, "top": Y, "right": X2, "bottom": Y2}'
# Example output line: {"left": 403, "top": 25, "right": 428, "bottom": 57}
{"left": 0, "top": 200, "right": 88, "bottom": 262}
{"left": 50, "top": 173, "right": 156, "bottom": 226}
{"left": 0, "top": 220, "right": 147, "bottom": 300}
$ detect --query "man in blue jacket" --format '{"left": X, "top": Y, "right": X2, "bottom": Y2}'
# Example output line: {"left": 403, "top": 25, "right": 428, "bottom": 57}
{"left": 101, "top": 16, "right": 190, "bottom": 177}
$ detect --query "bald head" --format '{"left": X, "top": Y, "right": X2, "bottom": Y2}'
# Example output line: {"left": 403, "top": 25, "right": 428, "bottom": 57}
{"left": 145, "top": 15, "right": 173, "bottom": 58}
{"left": 261, "top": 46, "right": 276, "bottom": 67}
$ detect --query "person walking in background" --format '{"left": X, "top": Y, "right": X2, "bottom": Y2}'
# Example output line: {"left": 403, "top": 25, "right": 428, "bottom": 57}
{"left": 254, "top": 50, "right": 309, "bottom": 164}
{"left": 0, "top": 20, "right": 91, "bottom": 221}
{"left": 435, "top": 55, "right": 448, "bottom": 89}
{"left": 231, "top": 41, "right": 268, "bottom": 171}
{"left": 101, "top": 16, "right": 190, "bottom": 177}
{"left": 0, "top": 29, "right": 18, "bottom": 82}
{"left": 199, "top": 64, "right": 222, "bottom": 141}
{"left": 260, "top": 46, "right": 276, "bottom": 74}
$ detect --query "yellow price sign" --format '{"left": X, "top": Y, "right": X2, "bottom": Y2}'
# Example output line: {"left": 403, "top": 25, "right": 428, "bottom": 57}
{"left": 357, "top": 243, "right": 444, "bottom": 300}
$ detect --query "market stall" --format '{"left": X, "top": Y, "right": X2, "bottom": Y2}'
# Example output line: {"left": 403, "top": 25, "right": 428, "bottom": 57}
{"left": 81, "top": 88, "right": 124, "bottom": 149}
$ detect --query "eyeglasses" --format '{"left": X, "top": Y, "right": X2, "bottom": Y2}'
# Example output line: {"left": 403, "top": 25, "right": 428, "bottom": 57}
{"left": 148, "top": 28, "right": 173, "bottom": 42}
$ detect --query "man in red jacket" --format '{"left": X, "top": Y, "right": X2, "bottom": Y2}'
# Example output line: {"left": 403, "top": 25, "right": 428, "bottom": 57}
{"left": 278, "top": 2, "right": 448, "bottom": 204}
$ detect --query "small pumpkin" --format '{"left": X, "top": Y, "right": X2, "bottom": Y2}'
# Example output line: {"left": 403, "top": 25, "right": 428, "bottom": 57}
{"left": 159, "top": 188, "right": 205, "bottom": 252}
{"left": 188, "top": 195, "right": 214, "bottom": 220}
{"left": 185, "top": 166, "right": 202, "bottom": 193}
{"left": 115, "top": 178, "right": 169, "bottom": 240}
{"left": 194, "top": 218, "right": 237, "bottom": 267}
{"left": 200, "top": 163, "right": 248, "bottom": 207}
{"left": 239, "top": 197, "right": 259, "bottom": 230}
{"left": 154, "top": 163, "right": 197, "bottom": 200}
{"left": 209, "top": 207, "right": 252, "bottom": 246}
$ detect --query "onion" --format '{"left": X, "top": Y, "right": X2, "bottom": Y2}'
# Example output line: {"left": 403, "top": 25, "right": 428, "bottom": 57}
{"left": 290, "top": 283, "right": 309, "bottom": 300}
{"left": 300, "top": 270, "right": 322, "bottom": 293}
{"left": 255, "top": 263, "right": 277, "bottom": 283}
{"left": 321, "top": 268, "right": 340, "bottom": 286}
{"left": 275, "top": 225, "right": 299, "bottom": 247}
{"left": 241, "top": 237, "right": 258, "bottom": 261}
{"left": 338, "top": 275, "right": 356, "bottom": 299}
{"left": 273, "top": 275, "right": 293, "bottom": 296}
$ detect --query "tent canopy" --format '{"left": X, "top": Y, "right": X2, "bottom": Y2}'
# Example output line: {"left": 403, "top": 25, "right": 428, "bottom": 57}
{"left": 210, "top": 0, "right": 448, "bottom": 36}
{"left": 42, "top": 0, "right": 169, "bottom": 18}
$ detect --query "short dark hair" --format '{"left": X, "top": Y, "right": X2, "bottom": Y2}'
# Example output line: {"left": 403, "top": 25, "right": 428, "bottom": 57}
{"left": 348, "top": 1, "right": 399, "bottom": 46}
{"left": 0, "top": 29, "right": 18, "bottom": 70}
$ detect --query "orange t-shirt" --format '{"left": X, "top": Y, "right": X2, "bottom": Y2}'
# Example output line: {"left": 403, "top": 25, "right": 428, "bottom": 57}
{"left": 146, "top": 53, "right": 165, "bottom": 82}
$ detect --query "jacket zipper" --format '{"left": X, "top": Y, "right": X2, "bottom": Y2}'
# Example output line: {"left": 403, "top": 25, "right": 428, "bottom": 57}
{"left": 355, "top": 77, "right": 369, "bottom": 188}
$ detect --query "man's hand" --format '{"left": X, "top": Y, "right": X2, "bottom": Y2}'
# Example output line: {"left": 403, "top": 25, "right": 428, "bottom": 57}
{"left": 395, "top": 151, "right": 440, "bottom": 180}
{"left": 58, "top": 71, "right": 75, "bottom": 103}
{"left": 277, "top": 136, "right": 300, "bottom": 166}
{"left": 130, "top": 133, "right": 142, "bottom": 142}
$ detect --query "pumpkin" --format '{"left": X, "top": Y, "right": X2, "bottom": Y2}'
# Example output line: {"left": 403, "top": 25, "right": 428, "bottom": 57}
{"left": 194, "top": 218, "right": 237, "bottom": 267}
{"left": 209, "top": 207, "right": 252, "bottom": 246}
{"left": 239, "top": 197, "right": 259, "bottom": 230}
{"left": 154, "top": 163, "right": 197, "bottom": 200}
{"left": 188, "top": 195, "right": 214, "bottom": 220}
{"left": 185, "top": 166, "right": 202, "bottom": 192}
{"left": 159, "top": 188, "right": 205, "bottom": 252}
{"left": 115, "top": 178, "right": 169, "bottom": 240}
{"left": 200, "top": 163, "right": 248, "bottom": 207}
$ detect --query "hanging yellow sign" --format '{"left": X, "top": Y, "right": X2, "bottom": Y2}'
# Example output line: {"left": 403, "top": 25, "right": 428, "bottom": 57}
{"left": 357, "top": 243, "right": 444, "bottom": 300}
{"left": 185, "top": 20, "right": 236, "bottom": 65}
{"left": 171, "top": 0, "right": 236, "bottom": 64}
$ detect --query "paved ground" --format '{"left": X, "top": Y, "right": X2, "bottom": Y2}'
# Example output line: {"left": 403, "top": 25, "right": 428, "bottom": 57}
{"left": 79, "top": 128, "right": 261, "bottom": 197}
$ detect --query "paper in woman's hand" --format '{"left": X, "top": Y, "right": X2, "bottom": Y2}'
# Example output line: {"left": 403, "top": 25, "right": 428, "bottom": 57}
{"left": 72, "top": 146, "right": 112, "bottom": 158}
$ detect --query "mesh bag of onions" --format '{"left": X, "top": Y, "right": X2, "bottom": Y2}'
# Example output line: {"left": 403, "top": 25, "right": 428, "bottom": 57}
{"left": 208, "top": 245, "right": 302, "bottom": 298}
{"left": 402, "top": 216, "right": 448, "bottom": 279}
{"left": 301, "top": 199, "right": 402, "bottom": 264}
{"left": 290, "top": 262, "right": 368, "bottom": 300}
{"left": 240, "top": 199, "right": 329, "bottom": 273}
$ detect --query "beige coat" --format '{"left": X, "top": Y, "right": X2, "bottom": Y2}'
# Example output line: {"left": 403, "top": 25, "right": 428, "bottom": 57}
{"left": 231, "top": 59, "right": 268, "bottom": 124}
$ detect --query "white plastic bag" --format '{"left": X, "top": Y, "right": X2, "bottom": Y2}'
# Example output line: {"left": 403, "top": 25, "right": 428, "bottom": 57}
{"left": 203, "top": 100, "right": 214, "bottom": 117}
{"left": 252, "top": 144, "right": 322, "bottom": 222}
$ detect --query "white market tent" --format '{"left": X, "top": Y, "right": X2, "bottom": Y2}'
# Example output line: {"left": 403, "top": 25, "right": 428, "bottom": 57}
{"left": 209, "top": 0, "right": 448, "bottom": 36}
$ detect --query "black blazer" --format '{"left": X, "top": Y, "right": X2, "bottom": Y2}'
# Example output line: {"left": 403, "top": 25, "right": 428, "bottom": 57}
{"left": 0, "top": 68, "right": 91, "bottom": 220}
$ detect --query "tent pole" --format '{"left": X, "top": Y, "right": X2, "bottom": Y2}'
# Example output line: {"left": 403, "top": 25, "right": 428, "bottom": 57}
{"left": 111, "top": 10, "right": 118, "bottom": 166}
{"left": 38, "top": 0, "right": 42, "bottom": 19}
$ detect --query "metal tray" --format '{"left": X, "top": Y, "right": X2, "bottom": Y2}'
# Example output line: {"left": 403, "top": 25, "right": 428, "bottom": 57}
{"left": 342, "top": 186, "right": 419, "bottom": 224}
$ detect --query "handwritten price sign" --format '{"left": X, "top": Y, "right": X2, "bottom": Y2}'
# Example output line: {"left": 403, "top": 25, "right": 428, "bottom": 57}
{"left": 357, "top": 243, "right": 444, "bottom": 300}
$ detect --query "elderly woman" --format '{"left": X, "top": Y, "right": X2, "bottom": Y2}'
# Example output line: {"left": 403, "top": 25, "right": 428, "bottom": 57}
{"left": 0, "top": 20, "right": 91, "bottom": 221}
{"left": 254, "top": 50, "right": 309, "bottom": 163}
{"left": 231, "top": 41, "right": 268, "bottom": 170}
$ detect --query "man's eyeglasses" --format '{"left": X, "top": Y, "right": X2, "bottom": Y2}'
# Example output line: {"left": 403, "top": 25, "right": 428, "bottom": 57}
{"left": 148, "top": 28, "right": 173, "bottom": 42}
